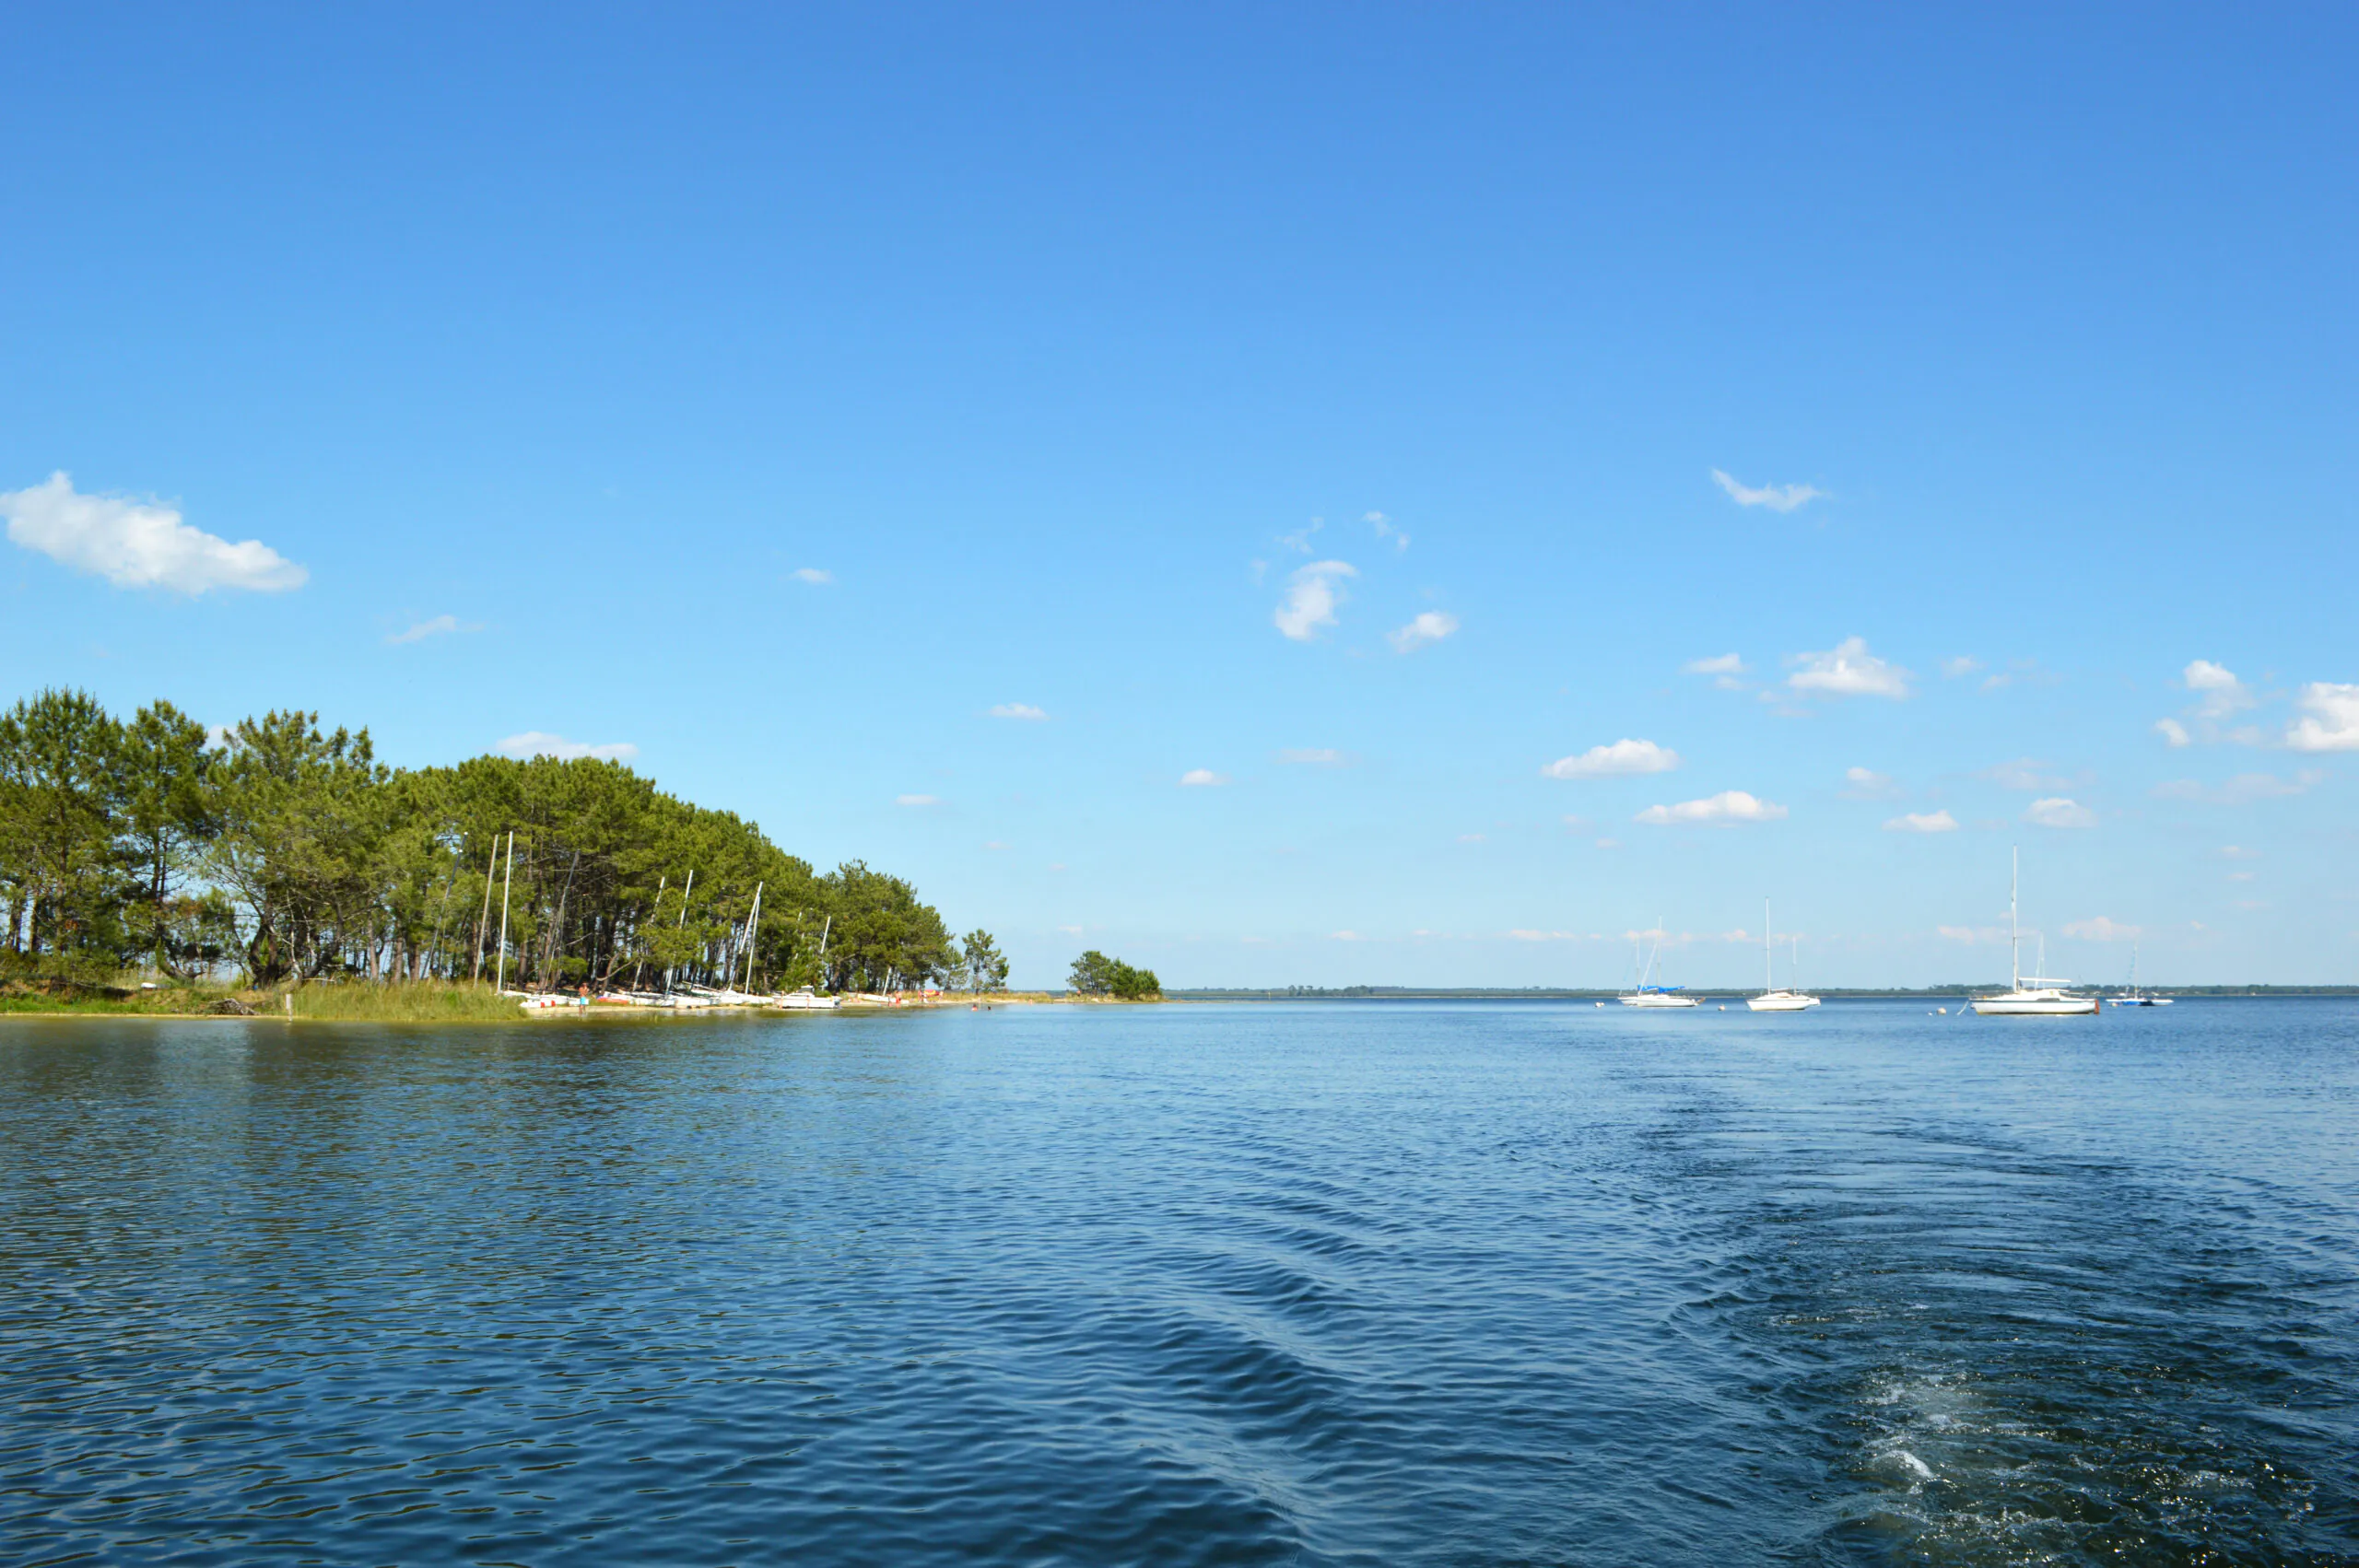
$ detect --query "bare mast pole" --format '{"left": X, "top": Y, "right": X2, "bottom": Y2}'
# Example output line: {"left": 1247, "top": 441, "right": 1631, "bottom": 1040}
{"left": 740, "top": 882, "right": 763, "bottom": 992}
{"left": 472, "top": 839, "right": 499, "bottom": 981}
{"left": 494, "top": 831, "right": 515, "bottom": 992}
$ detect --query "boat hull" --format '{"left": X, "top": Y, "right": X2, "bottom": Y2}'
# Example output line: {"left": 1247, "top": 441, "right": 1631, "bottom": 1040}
{"left": 1619, "top": 995, "right": 1700, "bottom": 1008}
{"left": 1972, "top": 995, "right": 2100, "bottom": 1016}
{"left": 1746, "top": 992, "right": 1820, "bottom": 1012}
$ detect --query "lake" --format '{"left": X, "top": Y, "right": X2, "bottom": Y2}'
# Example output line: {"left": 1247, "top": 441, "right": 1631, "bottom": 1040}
{"left": 2, "top": 1000, "right": 2353, "bottom": 1565}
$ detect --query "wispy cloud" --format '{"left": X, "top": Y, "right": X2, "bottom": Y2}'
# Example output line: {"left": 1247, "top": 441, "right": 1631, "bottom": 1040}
{"left": 2153, "top": 770, "right": 2323, "bottom": 805}
{"left": 1884, "top": 810, "right": 1959, "bottom": 833}
{"left": 1942, "top": 656, "right": 1984, "bottom": 679}
{"left": 1457, "top": 832, "right": 1486, "bottom": 843}
{"left": 2287, "top": 682, "right": 2359, "bottom": 752}
{"left": 1979, "top": 757, "right": 2068, "bottom": 791}
{"left": 1388, "top": 610, "right": 1459, "bottom": 653}
{"left": 2062, "top": 916, "right": 2139, "bottom": 942}
{"left": 2, "top": 471, "right": 307, "bottom": 594}
{"left": 1710, "top": 469, "right": 1824, "bottom": 512}
{"left": 791, "top": 567, "right": 833, "bottom": 585}
{"left": 1366, "top": 511, "right": 1409, "bottom": 552}
{"left": 1684, "top": 652, "right": 1748, "bottom": 690}
{"left": 1277, "top": 748, "right": 1353, "bottom": 766}
{"left": 989, "top": 702, "right": 1049, "bottom": 720}
{"left": 2024, "top": 797, "right": 2096, "bottom": 828}
{"left": 1843, "top": 766, "right": 1902, "bottom": 801}
{"left": 1635, "top": 790, "right": 1787, "bottom": 826}
{"left": 2155, "top": 718, "right": 2191, "bottom": 747}
{"left": 497, "top": 731, "right": 639, "bottom": 763}
{"left": 895, "top": 793, "right": 941, "bottom": 807}
{"left": 1789, "top": 637, "right": 1910, "bottom": 698}
{"left": 1939, "top": 924, "right": 2005, "bottom": 943}
{"left": 1273, "top": 559, "right": 1356, "bottom": 641}
{"left": 1277, "top": 519, "right": 1323, "bottom": 555}
{"left": 1179, "top": 768, "right": 1228, "bottom": 787}
{"left": 386, "top": 614, "right": 481, "bottom": 645}
{"left": 1543, "top": 738, "right": 1680, "bottom": 779}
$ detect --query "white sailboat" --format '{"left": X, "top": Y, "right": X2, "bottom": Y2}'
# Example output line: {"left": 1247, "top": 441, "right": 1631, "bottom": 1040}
{"left": 2108, "top": 940, "right": 2173, "bottom": 1006}
{"left": 1619, "top": 919, "right": 1701, "bottom": 1007}
{"left": 1746, "top": 898, "right": 1820, "bottom": 1012}
{"left": 1971, "top": 848, "right": 2099, "bottom": 1016}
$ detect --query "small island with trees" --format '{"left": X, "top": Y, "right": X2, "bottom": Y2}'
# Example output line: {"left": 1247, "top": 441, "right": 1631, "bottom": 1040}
{"left": 0, "top": 688, "right": 1042, "bottom": 1017}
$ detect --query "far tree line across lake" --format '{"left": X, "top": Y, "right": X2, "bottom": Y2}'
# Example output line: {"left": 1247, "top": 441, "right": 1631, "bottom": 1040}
{"left": 0, "top": 688, "right": 1010, "bottom": 998}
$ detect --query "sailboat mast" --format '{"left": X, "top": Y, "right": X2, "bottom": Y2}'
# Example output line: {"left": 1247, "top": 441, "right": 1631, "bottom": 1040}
{"left": 2010, "top": 846, "right": 2021, "bottom": 990}
{"left": 1764, "top": 897, "right": 1773, "bottom": 994}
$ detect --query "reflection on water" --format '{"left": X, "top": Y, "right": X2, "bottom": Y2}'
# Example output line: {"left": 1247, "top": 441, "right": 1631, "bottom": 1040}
{"left": 0, "top": 1002, "right": 2353, "bottom": 1564}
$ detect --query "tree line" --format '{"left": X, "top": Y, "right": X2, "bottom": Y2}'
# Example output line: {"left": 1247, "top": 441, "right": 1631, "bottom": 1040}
{"left": 0, "top": 689, "right": 1008, "bottom": 995}
{"left": 1067, "top": 950, "right": 1160, "bottom": 999}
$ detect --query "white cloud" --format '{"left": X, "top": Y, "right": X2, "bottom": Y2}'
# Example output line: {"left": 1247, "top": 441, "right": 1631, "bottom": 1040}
{"left": 2220, "top": 845, "right": 2260, "bottom": 860}
{"left": 1942, "top": 656, "right": 1984, "bottom": 679}
{"left": 1330, "top": 930, "right": 1363, "bottom": 942}
{"left": 791, "top": 567, "right": 833, "bottom": 585}
{"left": 983, "top": 840, "right": 1008, "bottom": 850}
{"left": 2, "top": 471, "right": 307, "bottom": 594}
{"left": 1457, "top": 833, "right": 1486, "bottom": 843}
{"left": 2155, "top": 718, "right": 2191, "bottom": 747}
{"left": 2024, "top": 797, "right": 2096, "bottom": 828}
{"left": 1884, "top": 810, "right": 1959, "bottom": 833}
{"left": 1273, "top": 559, "right": 1356, "bottom": 641}
{"left": 2153, "top": 770, "right": 2322, "bottom": 805}
{"left": 1939, "top": 924, "right": 2004, "bottom": 943}
{"left": 2062, "top": 916, "right": 2139, "bottom": 942}
{"left": 1179, "top": 768, "right": 1228, "bottom": 787}
{"left": 1843, "top": 766, "right": 1902, "bottom": 800}
{"left": 1635, "top": 790, "right": 1787, "bottom": 826}
{"left": 1388, "top": 610, "right": 1459, "bottom": 653}
{"left": 895, "top": 793, "right": 940, "bottom": 807}
{"left": 1543, "top": 738, "right": 1680, "bottom": 779}
{"left": 386, "top": 614, "right": 484, "bottom": 645}
{"left": 1594, "top": 837, "right": 1622, "bottom": 849}
{"left": 990, "top": 702, "right": 1050, "bottom": 720}
{"left": 1367, "top": 511, "right": 1409, "bottom": 552}
{"left": 497, "top": 731, "right": 640, "bottom": 763}
{"left": 2287, "top": 682, "right": 2359, "bottom": 752}
{"left": 1710, "top": 469, "right": 1824, "bottom": 512}
{"left": 1788, "top": 636, "right": 1910, "bottom": 698}
{"left": 1057, "top": 923, "right": 1083, "bottom": 936}
{"left": 1277, "top": 747, "right": 1351, "bottom": 766}
{"left": 2183, "top": 659, "right": 2252, "bottom": 719}
{"left": 1507, "top": 929, "right": 1583, "bottom": 942}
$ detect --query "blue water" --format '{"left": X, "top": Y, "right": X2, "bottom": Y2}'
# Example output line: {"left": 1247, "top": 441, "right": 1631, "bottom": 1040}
{"left": 1, "top": 1000, "right": 2353, "bottom": 1565}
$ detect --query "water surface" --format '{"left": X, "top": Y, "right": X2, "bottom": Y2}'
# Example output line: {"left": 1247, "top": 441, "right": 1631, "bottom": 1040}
{"left": 2, "top": 1000, "right": 2353, "bottom": 1564}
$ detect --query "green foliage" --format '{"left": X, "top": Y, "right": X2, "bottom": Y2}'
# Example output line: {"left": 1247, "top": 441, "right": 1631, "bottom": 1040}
{"left": 0, "top": 690, "right": 960, "bottom": 996}
{"left": 962, "top": 929, "right": 1010, "bottom": 992}
{"left": 1067, "top": 949, "right": 1159, "bottom": 1000}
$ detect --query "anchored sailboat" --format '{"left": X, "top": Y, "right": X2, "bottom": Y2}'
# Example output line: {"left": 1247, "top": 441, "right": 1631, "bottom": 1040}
{"left": 1620, "top": 918, "right": 1700, "bottom": 1007}
{"left": 2108, "top": 939, "right": 2173, "bottom": 1006}
{"left": 1746, "top": 898, "right": 1820, "bottom": 1012}
{"left": 1970, "top": 848, "right": 2100, "bottom": 1016}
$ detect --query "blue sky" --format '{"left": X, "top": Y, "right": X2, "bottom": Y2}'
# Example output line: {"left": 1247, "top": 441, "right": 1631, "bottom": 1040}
{"left": 4, "top": 4, "right": 2353, "bottom": 988}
